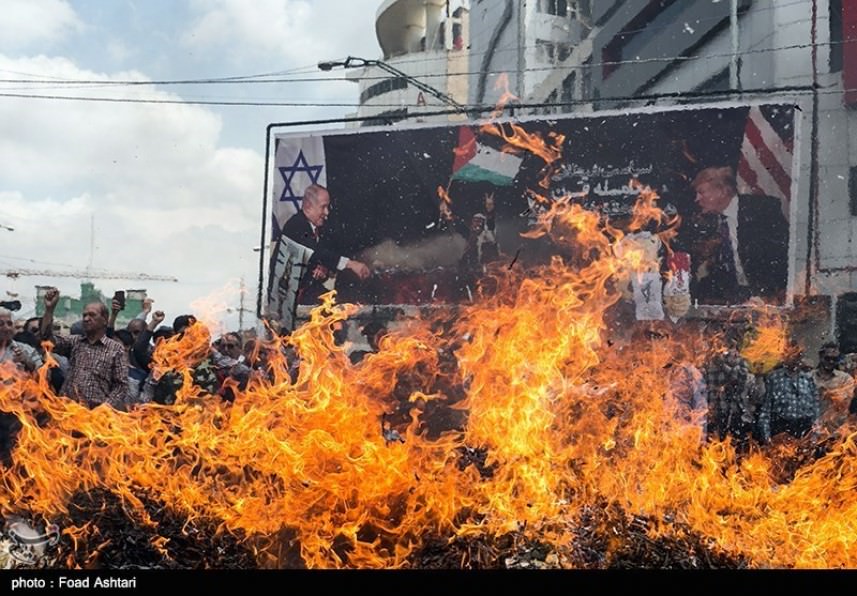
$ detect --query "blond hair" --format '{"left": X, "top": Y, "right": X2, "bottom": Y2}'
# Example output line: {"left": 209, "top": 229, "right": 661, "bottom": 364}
{"left": 692, "top": 166, "right": 736, "bottom": 196}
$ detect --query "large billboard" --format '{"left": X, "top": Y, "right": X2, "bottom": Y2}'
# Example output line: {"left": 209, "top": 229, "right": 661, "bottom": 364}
{"left": 264, "top": 103, "right": 798, "bottom": 327}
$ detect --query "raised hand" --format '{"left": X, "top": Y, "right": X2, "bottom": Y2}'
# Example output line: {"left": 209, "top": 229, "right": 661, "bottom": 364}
{"left": 43, "top": 288, "right": 60, "bottom": 311}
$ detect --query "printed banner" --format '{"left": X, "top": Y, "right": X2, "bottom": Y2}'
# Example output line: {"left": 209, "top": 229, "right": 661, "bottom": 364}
{"left": 264, "top": 103, "right": 797, "bottom": 323}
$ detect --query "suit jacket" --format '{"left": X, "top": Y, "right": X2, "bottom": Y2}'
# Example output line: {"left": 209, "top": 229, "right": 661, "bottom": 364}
{"left": 280, "top": 211, "right": 345, "bottom": 304}
{"left": 736, "top": 194, "right": 789, "bottom": 299}
{"left": 691, "top": 195, "right": 789, "bottom": 304}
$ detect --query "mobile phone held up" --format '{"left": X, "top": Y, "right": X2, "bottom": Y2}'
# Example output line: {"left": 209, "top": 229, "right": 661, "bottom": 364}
{"left": 113, "top": 290, "right": 126, "bottom": 311}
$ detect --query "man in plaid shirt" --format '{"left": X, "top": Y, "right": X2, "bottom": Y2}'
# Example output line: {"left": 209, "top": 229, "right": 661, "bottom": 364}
{"left": 40, "top": 288, "right": 129, "bottom": 409}
{"left": 757, "top": 342, "right": 819, "bottom": 443}
{"left": 703, "top": 346, "right": 759, "bottom": 450}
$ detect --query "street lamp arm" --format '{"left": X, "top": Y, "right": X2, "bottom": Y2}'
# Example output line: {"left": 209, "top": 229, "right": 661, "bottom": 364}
{"left": 318, "top": 55, "right": 467, "bottom": 113}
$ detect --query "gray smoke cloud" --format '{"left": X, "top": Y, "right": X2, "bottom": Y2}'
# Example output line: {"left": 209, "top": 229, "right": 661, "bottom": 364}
{"left": 356, "top": 217, "right": 536, "bottom": 272}
{"left": 358, "top": 233, "right": 466, "bottom": 271}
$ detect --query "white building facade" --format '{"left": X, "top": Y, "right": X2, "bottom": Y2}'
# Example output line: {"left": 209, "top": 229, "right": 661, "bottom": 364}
{"left": 346, "top": 0, "right": 470, "bottom": 125}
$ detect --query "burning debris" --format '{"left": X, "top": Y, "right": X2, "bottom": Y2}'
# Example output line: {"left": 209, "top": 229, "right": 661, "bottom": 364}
{"left": 57, "top": 489, "right": 255, "bottom": 569}
{"left": 568, "top": 502, "right": 748, "bottom": 569}
{"left": 2, "top": 108, "right": 857, "bottom": 570}
{"left": 411, "top": 533, "right": 561, "bottom": 569}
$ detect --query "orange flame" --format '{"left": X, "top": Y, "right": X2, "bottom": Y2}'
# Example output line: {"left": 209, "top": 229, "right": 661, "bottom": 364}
{"left": 3, "top": 119, "right": 857, "bottom": 570}
{"left": 740, "top": 310, "right": 789, "bottom": 375}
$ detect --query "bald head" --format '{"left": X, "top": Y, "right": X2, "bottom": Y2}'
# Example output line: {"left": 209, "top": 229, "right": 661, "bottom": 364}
{"left": 302, "top": 184, "right": 331, "bottom": 228}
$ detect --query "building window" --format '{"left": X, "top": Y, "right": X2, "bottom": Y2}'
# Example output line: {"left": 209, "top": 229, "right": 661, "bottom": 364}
{"left": 537, "top": 39, "right": 555, "bottom": 64}
{"left": 540, "top": 0, "right": 569, "bottom": 17}
{"left": 850, "top": 166, "right": 857, "bottom": 217}
{"left": 360, "top": 77, "right": 408, "bottom": 104}
{"left": 831, "top": 0, "right": 843, "bottom": 73}
{"left": 452, "top": 22, "right": 464, "bottom": 50}
{"left": 581, "top": 58, "right": 592, "bottom": 100}
{"left": 545, "top": 90, "right": 559, "bottom": 114}
{"left": 561, "top": 72, "right": 576, "bottom": 104}
{"left": 537, "top": 40, "right": 573, "bottom": 65}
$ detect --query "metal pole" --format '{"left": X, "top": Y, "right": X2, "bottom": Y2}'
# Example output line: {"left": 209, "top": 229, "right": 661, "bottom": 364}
{"left": 730, "top": 0, "right": 740, "bottom": 90}
{"left": 805, "top": 0, "right": 820, "bottom": 295}
{"left": 517, "top": 0, "right": 526, "bottom": 100}
{"left": 239, "top": 275, "right": 245, "bottom": 331}
{"left": 256, "top": 125, "right": 273, "bottom": 320}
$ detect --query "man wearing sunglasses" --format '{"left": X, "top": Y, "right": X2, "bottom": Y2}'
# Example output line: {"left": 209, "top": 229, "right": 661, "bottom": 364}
{"left": 813, "top": 342, "right": 855, "bottom": 435}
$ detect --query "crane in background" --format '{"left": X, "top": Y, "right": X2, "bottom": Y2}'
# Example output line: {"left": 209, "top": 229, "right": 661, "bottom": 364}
{"left": 1, "top": 269, "right": 178, "bottom": 320}
{"left": 2, "top": 213, "right": 178, "bottom": 285}
{"left": 1, "top": 215, "right": 179, "bottom": 322}
{"left": 2, "top": 268, "right": 178, "bottom": 282}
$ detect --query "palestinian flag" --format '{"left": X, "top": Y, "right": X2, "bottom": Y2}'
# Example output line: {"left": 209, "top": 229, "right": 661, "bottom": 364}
{"left": 451, "top": 126, "right": 522, "bottom": 186}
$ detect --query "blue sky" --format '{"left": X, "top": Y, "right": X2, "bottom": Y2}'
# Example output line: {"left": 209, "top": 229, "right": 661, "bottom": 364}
{"left": 0, "top": 0, "right": 380, "bottom": 329}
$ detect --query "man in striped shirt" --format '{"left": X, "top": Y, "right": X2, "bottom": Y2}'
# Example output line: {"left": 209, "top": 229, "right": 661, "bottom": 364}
{"left": 40, "top": 288, "right": 128, "bottom": 409}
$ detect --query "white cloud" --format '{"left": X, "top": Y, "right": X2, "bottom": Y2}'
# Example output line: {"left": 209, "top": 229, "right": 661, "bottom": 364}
{"left": 183, "top": 0, "right": 319, "bottom": 64}
{"left": 0, "top": 1, "right": 384, "bottom": 329}
{"left": 183, "top": 0, "right": 381, "bottom": 65}
{"left": 0, "top": 0, "right": 83, "bottom": 51}
{"left": 107, "top": 39, "right": 132, "bottom": 63}
{"left": 0, "top": 55, "right": 264, "bottom": 328}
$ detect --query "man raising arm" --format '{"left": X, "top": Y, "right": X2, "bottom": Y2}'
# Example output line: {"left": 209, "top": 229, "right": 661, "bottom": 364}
{"left": 40, "top": 288, "right": 129, "bottom": 410}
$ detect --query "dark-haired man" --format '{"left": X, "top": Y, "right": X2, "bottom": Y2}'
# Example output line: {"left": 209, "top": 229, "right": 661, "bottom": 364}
{"left": 813, "top": 342, "right": 855, "bottom": 434}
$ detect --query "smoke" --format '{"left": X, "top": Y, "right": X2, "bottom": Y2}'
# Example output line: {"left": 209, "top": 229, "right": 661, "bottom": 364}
{"left": 358, "top": 234, "right": 466, "bottom": 271}
{"left": 356, "top": 216, "right": 553, "bottom": 272}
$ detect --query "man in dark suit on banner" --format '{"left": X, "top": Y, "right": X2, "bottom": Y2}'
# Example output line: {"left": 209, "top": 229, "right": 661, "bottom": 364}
{"left": 690, "top": 166, "right": 789, "bottom": 304}
{"left": 278, "top": 184, "right": 370, "bottom": 306}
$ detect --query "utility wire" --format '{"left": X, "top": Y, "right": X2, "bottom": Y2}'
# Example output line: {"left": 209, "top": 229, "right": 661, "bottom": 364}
{"left": 0, "top": 36, "right": 850, "bottom": 88}
{"left": 0, "top": 83, "right": 849, "bottom": 109}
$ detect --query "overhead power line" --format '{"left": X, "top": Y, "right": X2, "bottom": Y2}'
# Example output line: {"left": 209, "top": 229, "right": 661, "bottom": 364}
{"left": 0, "top": 93, "right": 409, "bottom": 107}
{"left": 0, "top": 37, "right": 852, "bottom": 88}
{"left": 0, "top": 83, "right": 850, "bottom": 110}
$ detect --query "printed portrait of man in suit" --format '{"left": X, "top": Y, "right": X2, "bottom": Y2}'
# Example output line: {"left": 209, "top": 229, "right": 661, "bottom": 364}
{"left": 688, "top": 166, "right": 789, "bottom": 305}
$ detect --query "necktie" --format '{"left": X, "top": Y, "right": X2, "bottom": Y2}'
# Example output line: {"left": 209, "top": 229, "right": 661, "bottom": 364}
{"left": 717, "top": 215, "right": 737, "bottom": 286}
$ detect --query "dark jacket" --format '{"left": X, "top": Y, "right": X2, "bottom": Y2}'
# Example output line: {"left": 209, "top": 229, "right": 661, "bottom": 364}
{"left": 736, "top": 195, "right": 789, "bottom": 299}
{"left": 691, "top": 195, "right": 788, "bottom": 304}
{"left": 281, "top": 211, "right": 345, "bottom": 304}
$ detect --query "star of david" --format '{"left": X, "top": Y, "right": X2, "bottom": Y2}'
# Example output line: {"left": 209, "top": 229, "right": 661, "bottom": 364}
{"left": 278, "top": 149, "right": 323, "bottom": 210}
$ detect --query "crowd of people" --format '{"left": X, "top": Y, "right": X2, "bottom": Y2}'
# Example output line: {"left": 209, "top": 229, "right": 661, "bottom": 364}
{"left": 661, "top": 323, "right": 857, "bottom": 451}
{"left": 4, "top": 277, "right": 857, "bottom": 466}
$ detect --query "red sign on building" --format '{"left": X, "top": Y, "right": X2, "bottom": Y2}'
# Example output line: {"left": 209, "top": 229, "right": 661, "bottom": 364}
{"left": 844, "top": 0, "right": 857, "bottom": 107}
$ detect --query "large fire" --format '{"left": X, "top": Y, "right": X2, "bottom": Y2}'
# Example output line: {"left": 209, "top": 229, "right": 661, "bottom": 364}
{"left": 2, "top": 117, "right": 857, "bottom": 570}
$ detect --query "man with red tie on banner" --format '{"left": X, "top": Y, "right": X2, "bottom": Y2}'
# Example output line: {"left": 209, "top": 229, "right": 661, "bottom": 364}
{"left": 279, "top": 184, "right": 370, "bottom": 306}
{"left": 690, "top": 165, "right": 789, "bottom": 305}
